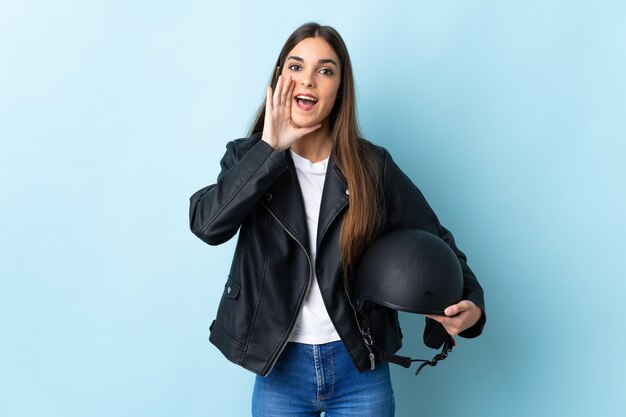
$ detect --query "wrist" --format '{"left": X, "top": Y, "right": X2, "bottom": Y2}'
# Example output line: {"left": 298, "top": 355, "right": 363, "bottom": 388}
{"left": 262, "top": 136, "right": 286, "bottom": 151}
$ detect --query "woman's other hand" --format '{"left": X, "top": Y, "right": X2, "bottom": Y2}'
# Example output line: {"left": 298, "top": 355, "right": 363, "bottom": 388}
{"left": 426, "top": 300, "right": 483, "bottom": 336}
{"left": 261, "top": 75, "right": 322, "bottom": 151}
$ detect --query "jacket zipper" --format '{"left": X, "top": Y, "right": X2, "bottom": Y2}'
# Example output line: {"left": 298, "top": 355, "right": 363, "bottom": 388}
{"left": 261, "top": 202, "right": 376, "bottom": 373}
{"left": 343, "top": 276, "right": 376, "bottom": 370}
{"left": 262, "top": 205, "right": 313, "bottom": 375}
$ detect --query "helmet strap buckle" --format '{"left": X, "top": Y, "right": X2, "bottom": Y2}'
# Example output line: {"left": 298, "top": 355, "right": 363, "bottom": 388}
{"left": 412, "top": 336, "right": 455, "bottom": 375}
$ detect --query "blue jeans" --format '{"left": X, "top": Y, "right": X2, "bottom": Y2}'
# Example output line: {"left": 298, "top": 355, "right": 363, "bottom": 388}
{"left": 252, "top": 341, "right": 395, "bottom": 417}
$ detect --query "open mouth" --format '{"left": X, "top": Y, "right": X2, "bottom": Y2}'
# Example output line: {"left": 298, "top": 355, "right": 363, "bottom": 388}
{"left": 294, "top": 95, "right": 318, "bottom": 111}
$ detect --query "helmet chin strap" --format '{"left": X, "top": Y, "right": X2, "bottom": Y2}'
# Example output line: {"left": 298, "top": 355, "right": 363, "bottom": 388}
{"left": 358, "top": 303, "right": 456, "bottom": 375}
{"left": 411, "top": 336, "right": 455, "bottom": 375}
{"left": 373, "top": 336, "right": 456, "bottom": 376}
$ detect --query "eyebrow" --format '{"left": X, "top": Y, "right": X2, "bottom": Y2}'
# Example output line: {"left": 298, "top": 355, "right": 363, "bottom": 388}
{"left": 287, "top": 55, "right": 338, "bottom": 67}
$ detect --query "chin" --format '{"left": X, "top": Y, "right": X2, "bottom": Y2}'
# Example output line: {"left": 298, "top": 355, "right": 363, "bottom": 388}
{"left": 291, "top": 111, "right": 330, "bottom": 129}
{"left": 291, "top": 116, "right": 318, "bottom": 129}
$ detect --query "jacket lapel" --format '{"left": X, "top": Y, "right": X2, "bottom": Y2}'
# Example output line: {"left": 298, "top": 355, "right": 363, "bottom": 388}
{"left": 262, "top": 151, "right": 310, "bottom": 249}
{"left": 317, "top": 156, "right": 349, "bottom": 251}
{"left": 261, "top": 152, "right": 349, "bottom": 255}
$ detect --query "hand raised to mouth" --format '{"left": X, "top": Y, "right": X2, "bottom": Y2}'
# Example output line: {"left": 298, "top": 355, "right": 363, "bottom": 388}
{"left": 261, "top": 74, "right": 322, "bottom": 152}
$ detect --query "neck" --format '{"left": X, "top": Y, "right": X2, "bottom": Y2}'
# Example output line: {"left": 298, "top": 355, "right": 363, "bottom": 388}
{"left": 290, "top": 121, "right": 333, "bottom": 163}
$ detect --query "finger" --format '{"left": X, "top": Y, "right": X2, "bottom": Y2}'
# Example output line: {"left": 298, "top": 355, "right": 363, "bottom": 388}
{"left": 444, "top": 305, "right": 459, "bottom": 316}
{"left": 444, "top": 301, "right": 468, "bottom": 317}
{"left": 265, "top": 86, "right": 273, "bottom": 113}
{"left": 285, "top": 76, "right": 295, "bottom": 111}
{"left": 279, "top": 75, "right": 291, "bottom": 107}
{"left": 426, "top": 315, "right": 459, "bottom": 335}
{"left": 273, "top": 75, "right": 283, "bottom": 110}
{"left": 446, "top": 326, "right": 460, "bottom": 336}
{"left": 425, "top": 314, "right": 445, "bottom": 324}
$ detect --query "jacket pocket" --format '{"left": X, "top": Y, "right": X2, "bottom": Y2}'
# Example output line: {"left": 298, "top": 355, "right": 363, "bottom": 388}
{"left": 224, "top": 275, "right": 240, "bottom": 299}
{"left": 213, "top": 275, "right": 248, "bottom": 346}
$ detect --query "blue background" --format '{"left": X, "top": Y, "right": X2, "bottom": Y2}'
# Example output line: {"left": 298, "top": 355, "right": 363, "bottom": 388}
{"left": 1, "top": 1, "right": 624, "bottom": 416}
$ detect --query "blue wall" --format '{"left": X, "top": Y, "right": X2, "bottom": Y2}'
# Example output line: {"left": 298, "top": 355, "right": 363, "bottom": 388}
{"left": 1, "top": 1, "right": 624, "bottom": 416}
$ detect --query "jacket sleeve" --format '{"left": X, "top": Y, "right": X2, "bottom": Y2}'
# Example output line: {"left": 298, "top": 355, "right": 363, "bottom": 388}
{"left": 189, "top": 136, "right": 288, "bottom": 245}
{"left": 382, "top": 148, "right": 486, "bottom": 338}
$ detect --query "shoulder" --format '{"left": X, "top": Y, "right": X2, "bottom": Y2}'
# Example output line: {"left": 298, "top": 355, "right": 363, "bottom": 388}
{"left": 220, "top": 132, "right": 265, "bottom": 164}
{"left": 359, "top": 138, "right": 418, "bottom": 196}
{"left": 227, "top": 132, "right": 263, "bottom": 153}
{"left": 358, "top": 137, "right": 394, "bottom": 175}
{"left": 359, "top": 137, "right": 390, "bottom": 160}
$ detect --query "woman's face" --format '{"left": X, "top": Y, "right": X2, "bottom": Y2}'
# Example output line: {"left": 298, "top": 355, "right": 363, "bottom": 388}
{"left": 281, "top": 37, "right": 342, "bottom": 129}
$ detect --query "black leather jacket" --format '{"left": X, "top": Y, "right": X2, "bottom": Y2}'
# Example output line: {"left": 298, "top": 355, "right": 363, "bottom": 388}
{"left": 189, "top": 133, "right": 485, "bottom": 376}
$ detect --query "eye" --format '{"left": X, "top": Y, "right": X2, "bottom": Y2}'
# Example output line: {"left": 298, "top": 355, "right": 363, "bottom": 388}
{"left": 288, "top": 64, "right": 301, "bottom": 71}
{"left": 320, "top": 68, "right": 334, "bottom": 76}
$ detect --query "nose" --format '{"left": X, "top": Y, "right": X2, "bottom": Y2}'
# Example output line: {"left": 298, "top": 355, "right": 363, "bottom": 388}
{"left": 297, "top": 70, "right": 315, "bottom": 87}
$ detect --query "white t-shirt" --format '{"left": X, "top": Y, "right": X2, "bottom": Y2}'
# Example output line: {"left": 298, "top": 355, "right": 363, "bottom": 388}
{"left": 288, "top": 149, "right": 341, "bottom": 344}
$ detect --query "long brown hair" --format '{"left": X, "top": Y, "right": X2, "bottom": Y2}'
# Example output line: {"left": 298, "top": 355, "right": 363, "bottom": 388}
{"left": 248, "top": 22, "right": 386, "bottom": 273}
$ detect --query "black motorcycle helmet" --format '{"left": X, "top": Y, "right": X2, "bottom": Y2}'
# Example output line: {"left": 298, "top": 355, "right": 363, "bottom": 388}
{"left": 356, "top": 228, "right": 464, "bottom": 315}
{"left": 354, "top": 228, "right": 464, "bottom": 374}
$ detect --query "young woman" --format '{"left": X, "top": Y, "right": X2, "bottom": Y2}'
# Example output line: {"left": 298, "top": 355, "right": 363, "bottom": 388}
{"left": 189, "top": 22, "right": 485, "bottom": 417}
